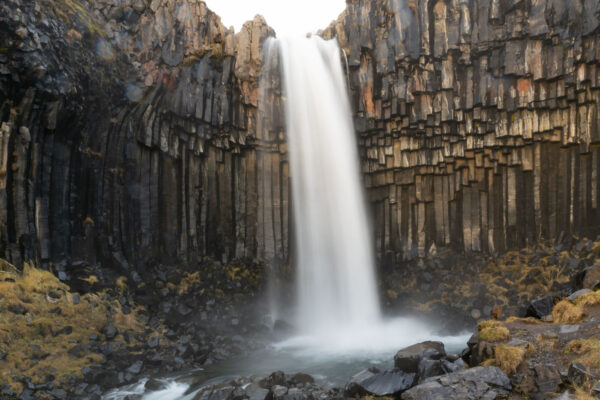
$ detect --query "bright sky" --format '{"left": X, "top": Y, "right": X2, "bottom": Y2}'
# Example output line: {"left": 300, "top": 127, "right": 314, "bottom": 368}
{"left": 204, "top": 0, "right": 347, "bottom": 37}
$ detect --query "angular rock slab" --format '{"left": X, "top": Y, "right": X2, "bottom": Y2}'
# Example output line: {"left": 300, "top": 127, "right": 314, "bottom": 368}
{"left": 394, "top": 341, "right": 446, "bottom": 373}
{"left": 401, "top": 366, "right": 511, "bottom": 400}
{"left": 355, "top": 369, "right": 415, "bottom": 396}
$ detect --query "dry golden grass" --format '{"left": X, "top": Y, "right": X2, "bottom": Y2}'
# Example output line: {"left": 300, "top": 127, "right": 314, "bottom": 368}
{"left": 506, "top": 316, "right": 544, "bottom": 324}
{"left": 477, "top": 320, "right": 510, "bottom": 342}
{"left": 565, "top": 339, "right": 600, "bottom": 369}
{"left": 552, "top": 300, "right": 584, "bottom": 324}
{"left": 0, "top": 261, "right": 145, "bottom": 394}
{"left": 482, "top": 345, "right": 526, "bottom": 375}
{"left": 574, "top": 290, "right": 600, "bottom": 307}
{"left": 535, "top": 333, "right": 559, "bottom": 351}
{"left": 177, "top": 271, "right": 202, "bottom": 295}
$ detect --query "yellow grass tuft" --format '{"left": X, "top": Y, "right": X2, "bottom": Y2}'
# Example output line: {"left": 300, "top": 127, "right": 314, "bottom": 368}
{"left": 0, "top": 262, "right": 146, "bottom": 395}
{"left": 490, "top": 345, "right": 526, "bottom": 375}
{"left": 478, "top": 320, "right": 510, "bottom": 342}
{"left": 506, "top": 316, "right": 544, "bottom": 324}
{"left": 565, "top": 339, "right": 600, "bottom": 369}
{"left": 574, "top": 290, "right": 600, "bottom": 307}
{"left": 552, "top": 300, "right": 584, "bottom": 324}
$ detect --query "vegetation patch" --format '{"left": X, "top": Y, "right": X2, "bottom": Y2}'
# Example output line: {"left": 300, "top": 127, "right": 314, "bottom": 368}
{"left": 552, "top": 299, "right": 584, "bottom": 324}
{"left": 482, "top": 345, "right": 526, "bottom": 375}
{"left": 574, "top": 290, "right": 600, "bottom": 308}
{"left": 564, "top": 339, "right": 600, "bottom": 369}
{"left": 505, "top": 316, "right": 544, "bottom": 324}
{"left": 478, "top": 320, "right": 510, "bottom": 342}
{"left": 0, "top": 261, "right": 145, "bottom": 395}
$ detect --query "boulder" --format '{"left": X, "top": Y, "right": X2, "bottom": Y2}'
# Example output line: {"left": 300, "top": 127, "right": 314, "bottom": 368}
{"left": 245, "top": 383, "right": 269, "bottom": 400}
{"left": 259, "top": 371, "right": 286, "bottom": 389}
{"left": 526, "top": 296, "right": 555, "bottom": 319}
{"left": 288, "top": 373, "right": 314, "bottom": 386}
{"left": 533, "top": 363, "right": 561, "bottom": 394}
{"left": 401, "top": 366, "right": 511, "bottom": 400}
{"left": 418, "top": 358, "right": 444, "bottom": 379}
{"left": 568, "top": 362, "right": 596, "bottom": 387}
{"left": 350, "top": 369, "right": 415, "bottom": 397}
{"left": 394, "top": 341, "right": 446, "bottom": 373}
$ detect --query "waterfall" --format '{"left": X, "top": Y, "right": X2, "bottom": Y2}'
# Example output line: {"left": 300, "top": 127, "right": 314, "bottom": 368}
{"left": 263, "top": 36, "right": 381, "bottom": 336}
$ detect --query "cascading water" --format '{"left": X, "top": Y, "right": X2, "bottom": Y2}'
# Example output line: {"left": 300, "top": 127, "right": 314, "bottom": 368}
{"left": 275, "top": 36, "right": 381, "bottom": 335}
{"left": 104, "top": 35, "right": 470, "bottom": 400}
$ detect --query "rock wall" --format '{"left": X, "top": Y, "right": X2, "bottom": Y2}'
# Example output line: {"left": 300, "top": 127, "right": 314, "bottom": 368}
{"left": 0, "top": 0, "right": 289, "bottom": 279}
{"left": 323, "top": 0, "right": 600, "bottom": 261}
{"left": 1, "top": 0, "right": 600, "bottom": 280}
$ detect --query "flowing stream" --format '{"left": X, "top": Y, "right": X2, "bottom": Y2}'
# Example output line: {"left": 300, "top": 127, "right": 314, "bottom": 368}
{"left": 103, "top": 36, "right": 470, "bottom": 400}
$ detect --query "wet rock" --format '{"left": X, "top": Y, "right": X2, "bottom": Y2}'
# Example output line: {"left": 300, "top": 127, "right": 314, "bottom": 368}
{"left": 527, "top": 296, "right": 555, "bottom": 319}
{"left": 401, "top": 366, "right": 511, "bottom": 400}
{"left": 418, "top": 358, "right": 444, "bottom": 379}
{"left": 245, "top": 383, "right": 269, "bottom": 400}
{"left": 126, "top": 361, "right": 143, "bottom": 375}
{"left": 352, "top": 369, "right": 415, "bottom": 397}
{"left": 271, "top": 385, "right": 288, "bottom": 398}
{"left": 289, "top": 373, "right": 314, "bottom": 386}
{"left": 259, "top": 371, "right": 286, "bottom": 389}
{"left": 394, "top": 341, "right": 446, "bottom": 373}
{"left": 145, "top": 378, "right": 164, "bottom": 391}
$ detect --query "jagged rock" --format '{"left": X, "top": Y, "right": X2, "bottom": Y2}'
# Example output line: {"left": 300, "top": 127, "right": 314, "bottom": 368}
{"left": 401, "top": 366, "right": 511, "bottom": 400}
{"left": 527, "top": 297, "right": 555, "bottom": 319}
{"left": 350, "top": 369, "right": 415, "bottom": 397}
{"left": 568, "top": 362, "right": 595, "bottom": 387}
{"left": 394, "top": 341, "right": 446, "bottom": 373}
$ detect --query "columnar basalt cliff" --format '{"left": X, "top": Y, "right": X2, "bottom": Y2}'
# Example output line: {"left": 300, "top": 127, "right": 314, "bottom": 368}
{"left": 323, "top": 0, "right": 600, "bottom": 261}
{"left": 1, "top": 0, "right": 600, "bottom": 282}
{"left": 0, "top": 0, "right": 290, "bottom": 280}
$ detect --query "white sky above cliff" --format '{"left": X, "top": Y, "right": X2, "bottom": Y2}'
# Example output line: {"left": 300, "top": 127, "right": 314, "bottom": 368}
{"left": 204, "top": 0, "right": 346, "bottom": 37}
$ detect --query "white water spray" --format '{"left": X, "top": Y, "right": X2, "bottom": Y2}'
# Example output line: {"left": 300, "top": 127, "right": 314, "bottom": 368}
{"left": 267, "top": 36, "right": 381, "bottom": 335}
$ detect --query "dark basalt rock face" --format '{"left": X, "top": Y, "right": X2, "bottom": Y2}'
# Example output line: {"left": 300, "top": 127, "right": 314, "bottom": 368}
{"left": 0, "top": 0, "right": 286, "bottom": 281}
{"left": 1, "top": 0, "right": 600, "bottom": 285}
{"left": 322, "top": 0, "right": 600, "bottom": 260}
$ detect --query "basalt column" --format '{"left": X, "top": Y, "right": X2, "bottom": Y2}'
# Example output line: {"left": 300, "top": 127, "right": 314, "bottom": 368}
{"left": 323, "top": 0, "right": 600, "bottom": 261}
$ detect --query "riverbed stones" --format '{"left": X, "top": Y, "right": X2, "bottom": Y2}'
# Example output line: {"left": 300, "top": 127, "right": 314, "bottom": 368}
{"left": 401, "top": 366, "right": 511, "bottom": 400}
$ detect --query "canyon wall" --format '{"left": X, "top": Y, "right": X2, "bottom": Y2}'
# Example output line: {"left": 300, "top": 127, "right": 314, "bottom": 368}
{"left": 1, "top": 0, "right": 600, "bottom": 280}
{"left": 323, "top": 0, "right": 600, "bottom": 260}
{"left": 0, "top": 0, "right": 289, "bottom": 280}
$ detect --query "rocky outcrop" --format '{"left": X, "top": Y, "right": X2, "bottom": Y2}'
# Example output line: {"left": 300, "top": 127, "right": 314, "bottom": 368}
{"left": 323, "top": 0, "right": 600, "bottom": 260}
